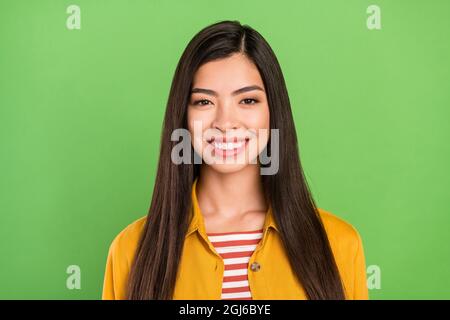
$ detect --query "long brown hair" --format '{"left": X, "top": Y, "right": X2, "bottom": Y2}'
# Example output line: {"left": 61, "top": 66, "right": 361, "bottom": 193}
{"left": 127, "top": 20, "right": 346, "bottom": 299}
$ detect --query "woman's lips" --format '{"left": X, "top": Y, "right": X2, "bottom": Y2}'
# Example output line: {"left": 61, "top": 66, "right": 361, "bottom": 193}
{"left": 207, "top": 137, "right": 250, "bottom": 158}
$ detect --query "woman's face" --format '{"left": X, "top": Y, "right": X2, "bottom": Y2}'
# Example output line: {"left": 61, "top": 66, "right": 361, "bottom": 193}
{"left": 187, "top": 53, "right": 270, "bottom": 174}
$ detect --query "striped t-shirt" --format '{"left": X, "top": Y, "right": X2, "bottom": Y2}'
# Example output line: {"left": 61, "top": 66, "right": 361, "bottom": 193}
{"left": 206, "top": 228, "right": 264, "bottom": 300}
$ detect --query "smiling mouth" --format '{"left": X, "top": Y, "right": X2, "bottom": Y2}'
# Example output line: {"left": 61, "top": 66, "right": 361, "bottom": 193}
{"left": 206, "top": 136, "right": 250, "bottom": 156}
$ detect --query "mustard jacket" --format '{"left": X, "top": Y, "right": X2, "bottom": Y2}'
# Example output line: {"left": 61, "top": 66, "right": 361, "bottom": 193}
{"left": 102, "top": 179, "right": 369, "bottom": 299}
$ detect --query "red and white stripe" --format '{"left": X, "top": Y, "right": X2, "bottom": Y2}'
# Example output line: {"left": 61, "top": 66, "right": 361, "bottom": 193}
{"left": 207, "top": 229, "right": 263, "bottom": 300}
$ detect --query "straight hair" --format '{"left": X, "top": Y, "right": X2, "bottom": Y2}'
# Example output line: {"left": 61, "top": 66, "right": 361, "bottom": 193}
{"left": 127, "top": 20, "right": 346, "bottom": 300}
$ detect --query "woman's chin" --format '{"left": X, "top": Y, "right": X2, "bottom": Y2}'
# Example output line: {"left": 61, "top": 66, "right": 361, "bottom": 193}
{"left": 205, "top": 161, "right": 253, "bottom": 174}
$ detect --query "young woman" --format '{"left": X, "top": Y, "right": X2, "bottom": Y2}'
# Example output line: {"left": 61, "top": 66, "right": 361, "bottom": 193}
{"left": 102, "top": 20, "right": 369, "bottom": 300}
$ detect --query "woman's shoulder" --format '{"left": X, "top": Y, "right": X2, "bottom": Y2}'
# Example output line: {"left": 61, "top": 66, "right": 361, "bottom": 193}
{"left": 103, "top": 216, "right": 147, "bottom": 299}
{"left": 108, "top": 215, "right": 148, "bottom": 259}
{"left": 316, "top": 207, "right": 364, "bottom": 256}
{"left": 316, "top": 207, "right": 369, "bottom": 299}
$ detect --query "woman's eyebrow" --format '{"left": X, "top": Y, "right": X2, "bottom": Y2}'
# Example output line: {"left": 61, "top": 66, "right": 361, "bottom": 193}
{"left": 190, "top": 85, "right": 265, "bottom": 97}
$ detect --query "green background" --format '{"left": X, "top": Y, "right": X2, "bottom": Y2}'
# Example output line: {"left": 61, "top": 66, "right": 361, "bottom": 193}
{"left": 1, "top": 0, "right": 449, "bottom": 299}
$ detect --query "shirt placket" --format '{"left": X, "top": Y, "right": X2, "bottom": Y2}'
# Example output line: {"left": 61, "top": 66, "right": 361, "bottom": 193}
{"left": 247, "top": 226, "right": 272, "bottom": 299}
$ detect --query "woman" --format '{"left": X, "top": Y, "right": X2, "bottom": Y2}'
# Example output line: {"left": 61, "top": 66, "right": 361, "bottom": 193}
{"left": 102, "top": 20, "right": 369, "bottom": 300}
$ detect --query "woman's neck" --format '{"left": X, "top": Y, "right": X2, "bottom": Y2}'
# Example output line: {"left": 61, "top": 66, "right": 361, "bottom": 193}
{"left": 196, "top": 164, "right": 267, "bottom": 220}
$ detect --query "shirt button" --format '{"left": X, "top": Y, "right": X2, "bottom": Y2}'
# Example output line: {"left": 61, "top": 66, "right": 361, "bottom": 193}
{"left": 250, "top": 262, "right": 261, "bottom": 272}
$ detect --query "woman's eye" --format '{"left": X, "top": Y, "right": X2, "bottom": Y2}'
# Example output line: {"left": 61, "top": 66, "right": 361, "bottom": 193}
{"left": 193, "top": 99, "right": 212, "bottom": 106}
{"left": 241, "top": 98, "right": 258, "bottom": 105}
{"left": 192, "top": 98, "right": 258, "bottom": 106}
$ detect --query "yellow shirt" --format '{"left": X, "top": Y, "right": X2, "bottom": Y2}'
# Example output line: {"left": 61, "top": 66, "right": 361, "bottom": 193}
{"left": 102, "top": 179, "right": 369, "bottom": 300}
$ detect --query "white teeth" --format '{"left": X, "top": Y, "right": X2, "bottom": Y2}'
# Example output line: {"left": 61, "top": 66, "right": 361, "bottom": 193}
{"left": 213, "top": 141, "right": 244, "bottom": 150}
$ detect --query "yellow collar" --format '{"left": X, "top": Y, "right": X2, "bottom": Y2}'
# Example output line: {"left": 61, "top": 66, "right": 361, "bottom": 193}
{"left": 186, "top": 177, "right": 279, "bottom": 238}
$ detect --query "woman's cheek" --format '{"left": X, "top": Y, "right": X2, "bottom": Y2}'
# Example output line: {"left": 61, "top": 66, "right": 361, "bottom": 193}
{"left": 242, "top": 104, "right": 269, "bottom": 128}
{"left": 238, "top": 106, "right": 269, "bottom": 159}
{"left": 255, "top": 106, "right": 271, "bottom": 152}
{"left": 187, "top": 111, "right": 213, "bottom": 156}
{"left": 241, "top": 108, "right": 270, "bottom": 142}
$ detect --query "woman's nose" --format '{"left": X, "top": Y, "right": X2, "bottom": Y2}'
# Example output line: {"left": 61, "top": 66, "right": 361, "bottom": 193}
{"left": 211, "top": 103, "right": 240, "bottom": 131}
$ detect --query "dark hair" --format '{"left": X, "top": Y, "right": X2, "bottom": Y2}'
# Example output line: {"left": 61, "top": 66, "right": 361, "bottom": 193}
{"left": 127, "top": 20, "right": 345, "bottom": 299}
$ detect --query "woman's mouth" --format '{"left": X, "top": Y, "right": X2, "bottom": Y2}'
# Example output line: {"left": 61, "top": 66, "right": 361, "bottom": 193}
{"left": 207, "top": 137, "right": 250, "bottom": 158}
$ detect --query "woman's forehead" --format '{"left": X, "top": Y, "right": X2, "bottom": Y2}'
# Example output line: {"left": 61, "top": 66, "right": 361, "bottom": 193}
{"left": 192, "top": 54, "right": 265, "bottom": 93}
